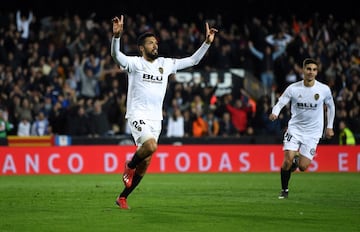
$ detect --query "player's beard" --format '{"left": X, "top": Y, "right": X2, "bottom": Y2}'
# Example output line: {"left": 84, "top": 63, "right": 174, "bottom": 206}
{"left": 147, "top": 53, "right": 158, "bottom": 60}
{"left": 145, "top": 50, "right": 158, "bottom": 61}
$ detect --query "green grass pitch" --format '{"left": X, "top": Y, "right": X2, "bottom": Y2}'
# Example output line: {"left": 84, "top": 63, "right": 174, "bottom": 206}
{"left": 0, "top": 173, "right": 359, "bottom": 232}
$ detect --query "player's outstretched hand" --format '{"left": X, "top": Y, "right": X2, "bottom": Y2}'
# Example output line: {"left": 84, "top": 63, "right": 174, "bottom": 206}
{"left": 205, "top": 22, "right": 218, "bottom": 44}
{"left": 112, "top": 15, "right": 124, "bottom": 38}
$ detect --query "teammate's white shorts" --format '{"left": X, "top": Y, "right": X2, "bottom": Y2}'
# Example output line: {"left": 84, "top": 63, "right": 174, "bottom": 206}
{"left": 127, "top": 118, "right": 162, "bottom": 146}
{"left": 283, "top": 131, "right": 320, "bottom": 160}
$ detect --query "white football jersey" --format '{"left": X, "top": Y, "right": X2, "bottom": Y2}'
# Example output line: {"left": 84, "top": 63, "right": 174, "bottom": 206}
{"left": 111, "top": 37, "right": 210, "bottom": 120}
{"left": 272, "top": 80, "right": 335, "bottom": 139}
{"left": 123, "top": 56, "right": 175, "bottom": 120}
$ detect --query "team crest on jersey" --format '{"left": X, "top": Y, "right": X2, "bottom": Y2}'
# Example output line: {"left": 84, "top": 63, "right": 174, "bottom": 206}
{"left": 314, "top": 94, "right": 319, "bottom": 100}
{"left": 159, "top": 67, "right": 163, "bottom": 74}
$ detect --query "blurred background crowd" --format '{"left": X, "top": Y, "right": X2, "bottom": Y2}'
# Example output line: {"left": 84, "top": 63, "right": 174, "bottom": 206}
{"left": 0, "top": 4, "right": 359, "bottom": 144}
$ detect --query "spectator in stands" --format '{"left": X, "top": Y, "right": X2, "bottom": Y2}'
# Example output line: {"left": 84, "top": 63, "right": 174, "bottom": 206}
{"left": 173, "top": 86, "right": 190, "bottom": 111}
{"left": 42, "top": 96, "right": 53, "bottom": 117}
{"left": 16, "top": 10, "right": 33, "bottom": 48}
{"left": 218, "top": 111, "right": 237, "bottom": 137}
{"left": 88, "top": 100, "right": 111, "bottom": 137}
{"left": 77, "top": 55, "right": 105, "bottom": 100}
{"left": 31, "top": 111, "right": 51, "bottom": 136}
{"left": 339, "top": 120, "right": 356, "bottom": 145}
{"left": 254, "top": 95, "right": 282, "bottom": 136}
{"left": 248, "top": 40, "right": 286, "bottom": 94}
{"left": 183, "top": 109, "right": 193, "bottom": 137}
{"left": 225, "top": 95, "right": 252, "bottom": 135}
{"left": 166, "top": 108, "right": 184, "bottom": 137}
{"left": 200, "top": 83, "right": 218, "bottom": 114}
{"left": 204, "top": 110, "right": 220, "bottom": 136}
{"left": 348, "top": 102, "right": 360, "bottom": 140}
{"left": 47, "top": 100, "right": 67, "bottom": 135}
{"left": 17, "top": 115, "right": 31, "bottom": 136}
{"left": 0, "top": 109, "right": 13, "bottom": 138}
{"left": 190, "top": 94, "right": 205, "bottom": 115}
{"left": 7, "top": 94, "right": 22, "bottom": 134}
{"left": 16, "top": 98, "right": 33, "bottom": 125}
{"left": 191, "top": 106, "right": 208, "bottom": 137}
{"left": 67, "top": 105, "right": 91, "bottom": 136}
{"left": 265, "top": 29, "right": 293, "bottom": 49}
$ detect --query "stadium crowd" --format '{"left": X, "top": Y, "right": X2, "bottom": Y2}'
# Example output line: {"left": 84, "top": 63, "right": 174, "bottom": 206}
{"left": 0, "top": 10, "right": 359, "bottom": 143}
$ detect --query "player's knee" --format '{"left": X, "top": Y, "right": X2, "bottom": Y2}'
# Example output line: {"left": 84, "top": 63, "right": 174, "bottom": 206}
{"left": 145, "top": 140, "right": 158, "bottom": 154}
{"left": 298, "top": 165, "right": 308, "bottom": 172}
{"left": 138, "top": 139, "right": 157, "bottom": 158}
{"left": 282, "top": 159, "right": 292, "bottom": 170}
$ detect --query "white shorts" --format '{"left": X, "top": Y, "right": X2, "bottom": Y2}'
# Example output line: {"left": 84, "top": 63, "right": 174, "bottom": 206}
{"left": 283, "top": 131, "right": 319, "bottom": 160}
{"left": 127, "top": 118, "right": 162, "bottom": 146}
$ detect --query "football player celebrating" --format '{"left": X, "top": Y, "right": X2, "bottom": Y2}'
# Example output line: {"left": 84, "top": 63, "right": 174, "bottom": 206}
{"left": 269, "top": 58, "right": 335, "bottom": 199}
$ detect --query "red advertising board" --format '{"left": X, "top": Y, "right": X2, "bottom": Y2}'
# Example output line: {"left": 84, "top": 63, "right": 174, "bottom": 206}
{"left": 0, "top": 145, "right": 359, "bottom": 175}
